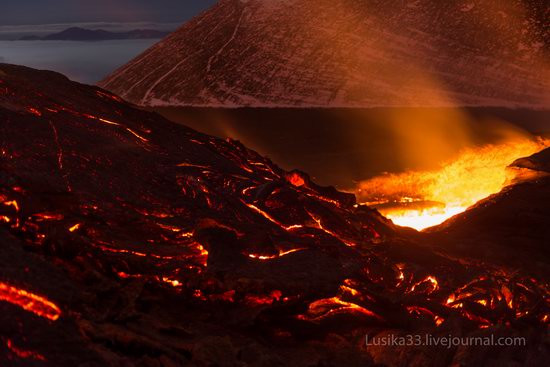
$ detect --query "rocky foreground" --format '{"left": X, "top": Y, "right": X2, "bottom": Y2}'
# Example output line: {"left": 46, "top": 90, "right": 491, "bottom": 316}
{"left": 1, "top": 64, "right": 549, "bottom": 366}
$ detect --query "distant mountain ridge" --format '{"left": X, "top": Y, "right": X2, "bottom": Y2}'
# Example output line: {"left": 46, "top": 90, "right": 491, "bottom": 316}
{"left": 20, "top": 27, "right": 170, "bottom": 41}
{"left": 100, "top": 0, "right": 550, "bottom": 108}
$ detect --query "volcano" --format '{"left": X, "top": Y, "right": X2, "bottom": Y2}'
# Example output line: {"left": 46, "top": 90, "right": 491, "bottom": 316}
{"left": 99, "top": 0, "right": 550, "bottom": 108}
{"left": 1, "top": 64, "right": 549, "bottom": 366}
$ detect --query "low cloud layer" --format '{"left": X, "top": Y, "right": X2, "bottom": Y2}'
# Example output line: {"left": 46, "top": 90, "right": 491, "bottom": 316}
{"left": 0, "top": 22, "right": 181, "bottom": 40}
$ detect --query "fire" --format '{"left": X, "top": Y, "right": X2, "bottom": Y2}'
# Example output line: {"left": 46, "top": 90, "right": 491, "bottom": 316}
{"left": 0, "top": 282, "right": 61, "bottom": 321}
{"left": 383, "top": 206, "right": 466, "bottom": 231}
{"left": 358, "top": 138, "right": 549, "bottom": 230}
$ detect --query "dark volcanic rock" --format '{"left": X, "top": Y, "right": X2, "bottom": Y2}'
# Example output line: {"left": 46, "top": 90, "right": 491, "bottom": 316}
{"left": 100, "top": 0, "right": 549, "bottom": 107}
{"left": 511, "top": 147, "right": 550, "bottom": 174}
{"left": 1, "top": 64, "right": 549, "bottom": 366}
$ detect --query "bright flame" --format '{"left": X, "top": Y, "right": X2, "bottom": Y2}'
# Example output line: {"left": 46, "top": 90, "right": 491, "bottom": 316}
{"left": 358, "top": 138, "right": 549, "bottom": 230}
{"left": 385, "top": 206, "right": 466, "bottom": 231}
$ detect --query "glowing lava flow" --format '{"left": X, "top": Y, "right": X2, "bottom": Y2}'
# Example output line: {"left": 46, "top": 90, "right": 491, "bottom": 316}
{"left": 358, "top": 138, "right": 549, "bottom": 230}
{"left": 384, "top": 205, "right": 466, "bottom": 231}
{"left": 247, "top": 248, "right": 304, "bottom": 260}
{"left": 5, "top": 339, "right": 46, "bottom": 361}
{"left": 0, "top": 282, "right": 61, "bottom": 321}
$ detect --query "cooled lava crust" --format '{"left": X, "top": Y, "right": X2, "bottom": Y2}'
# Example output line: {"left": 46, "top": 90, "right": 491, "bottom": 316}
{"left": 1, "top": 64, "right": 549, "bottom": 366}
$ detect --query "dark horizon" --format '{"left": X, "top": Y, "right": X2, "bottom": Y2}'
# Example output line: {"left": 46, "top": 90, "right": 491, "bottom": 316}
{"left": 0, "top": 0, "right": 216, "bottom": 26}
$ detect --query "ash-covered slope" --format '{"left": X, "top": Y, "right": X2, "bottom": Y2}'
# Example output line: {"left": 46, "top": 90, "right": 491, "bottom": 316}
{"left": 100, "top": 0, "right": 550, "bottom": 108}
{"left": 1, "top": 65, "right": 549, "bottom": 366}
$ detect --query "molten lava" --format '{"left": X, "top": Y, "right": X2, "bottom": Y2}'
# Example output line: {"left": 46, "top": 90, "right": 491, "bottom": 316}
{"left": 2, "top": 64, "right": 550, "bottom": 366}
{"left": 358, "top": 138, "right": 549, "bottom": 230}
{"left": 0, "top": 282, "right": 61, "bottom": 321}
{"left": 5, "top": 339, "right": 46, "bottom": 361}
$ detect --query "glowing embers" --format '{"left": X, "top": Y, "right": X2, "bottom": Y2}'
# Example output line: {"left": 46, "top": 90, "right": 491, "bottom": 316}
{"left": 306, "top": 210, "right": 355, "bottom": 247}
{"left": 3, "top": 199, "right": 19, "bottom": 212}
{"left": 244, "top": 290, "right": 282, "bottom": 306}
{"left": 42, "top": 104, "right": 150, "bottom": 144}
{"left": 286, "top": 171, "right": 305, "bottom": 187}
{"left": 161, "top": 277, "right": 183, "bottom": 288}
{"left": 244, "top": 200, "right": 356, "bottom": 246}
{"left": 5, "top": 339, "right": 46, "bottom": 361}
{"left": 1, "top": 198, "right": 20, "bottom": 227}
{"left": 95, "top": 89, "right": 124, "bottom": 102}
{"left": 0, "top": 282, "right": 61, "bottom": 321}
{"left": 408, "top": 275, "right": 439, "bottom": 294}
{"left": 300, "top": 297, "right": 383, "bottom": 322}
{"left": 31, "top": 212, "right": 64, "bottom": 222}
{"left": 246, "top": 248, "right": 304, "bottom": 260}
{"left": 297, "top": 278, "right": 383, "bottom": 322}
{"left": 442, "top": 276, "right": 549, "bottom": 327}
{"left": 68, "top": 223, "right": 81, "bottom": 232}
{"left": 244, "top": 202, "right": 303, "bottom": 231}
{"left": 358, "top": 138, "right": 550, "bottom": 230}
{"left": 82, "top": 113, "right": 149, "bottom": 143}
{"left": 26, "top": 107, "right": 42, "bottom": 117}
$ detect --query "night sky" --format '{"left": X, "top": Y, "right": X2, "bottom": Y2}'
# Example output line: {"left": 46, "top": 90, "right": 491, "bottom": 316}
{"left": 1, "top": 0, "right": 217, "bottom": 25}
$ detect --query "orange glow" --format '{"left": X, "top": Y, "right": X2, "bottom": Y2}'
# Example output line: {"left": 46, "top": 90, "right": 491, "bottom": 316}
{"left": 409, "top": 276, "right": 439, "bottom": 294}
{"left": 286, "top": 172, "right": 305, "bottom": 187}
{"left": 3, "top": 200, "right": 20, "bottom": 212}
{"left": 358, "top": 138, "right": 549, "bottom": 230}
{"left": 446, "top": 294, "right": 456, "bottom": 305}
{"left": 6, "top": 339, "right": 46, "bottom": 361}
{"left": 307, "top": 210, "right": 355, "bottom": 247}
{"left": 177, "top": 162, "right": 210, "bottom": 169}
{"left": 385, "top": 205, "right": 467, "bottom": 231}
{"left": 339, "top": 284, "right": 359, "bottom": 296}
{"left": 77, "top": 111, "right": 150, "bottom": 143}
{"left": 26, "top": 107, "right": 42, "bottom": 117}
{"left": 68, "top": 223, "right": 81, "bottom": 232}
{"left": 33, "top": 213, "right": 64, "bottom": 221}
{"left": 244, "top": 290, "right": 282, "bottom": 306}
{"left": 95, "top": 89, "right": 124, "bottom": 102}
{"left": 247, "top": 248, "right": 304, "bottom": 260}
{"left": 245, "top": 202, "right": 302, "bottom": 231}
{"left": 304, "top": 297, "right": 383, "bottom": 321}
{"left": 196, "top": 243, "right": 209, "bottom": 257}
{"left": 0, "top": 282, "right": 61, "bottom": 321}
{"left": 161, "top": 277, "right": 182, "bottom": 287}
